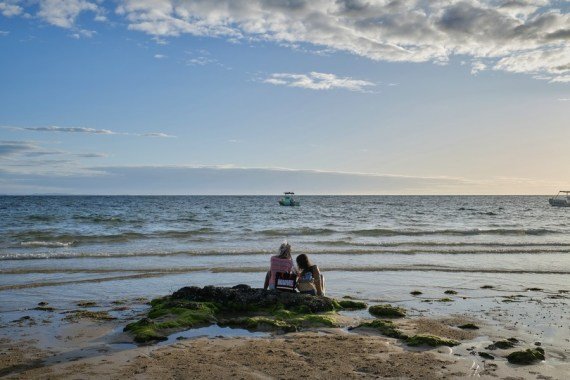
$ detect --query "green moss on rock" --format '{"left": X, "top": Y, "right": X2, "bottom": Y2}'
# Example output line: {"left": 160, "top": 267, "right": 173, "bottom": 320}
{"left": 368, "top": 304, "right": 406, "bottom": 318}
{"left": 458, "top": 323, "right": 479, "bottom": 330}
{"left": 406, "top": 334, "right": 459, "bottom": 347}
{"left": 336, "top": 300, "right": 368, "bottom": 310}
{"left": 355, "top": 319, "right": 408, "bottom": 339}
{"left": 506, "top": 348, "right": 545, "bottom": 365}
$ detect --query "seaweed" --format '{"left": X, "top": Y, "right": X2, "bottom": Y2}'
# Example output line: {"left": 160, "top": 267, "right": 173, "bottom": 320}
{"left": 368, "top": 304, "right": 406, "bottom": 318}
{"left": 354, "top": 319, "right": 407, "bottom": 339}
{"left": 506, "top": 348, "right": 545, "bottom": 365}
{"left": 458, "top": 323, "right": 479, "bottom": 330}
{"left": 406, "top": 334, "right": 459, "bottom": 347}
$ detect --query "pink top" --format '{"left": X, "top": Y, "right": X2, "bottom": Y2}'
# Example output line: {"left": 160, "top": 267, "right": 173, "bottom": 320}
{"left": 268, "top": 256, "right": 294, "bottom": 287}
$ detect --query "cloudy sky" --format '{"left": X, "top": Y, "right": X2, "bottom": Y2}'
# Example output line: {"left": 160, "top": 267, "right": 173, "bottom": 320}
{"left": 0, "top": 0, "right": 568, "bottom": 194}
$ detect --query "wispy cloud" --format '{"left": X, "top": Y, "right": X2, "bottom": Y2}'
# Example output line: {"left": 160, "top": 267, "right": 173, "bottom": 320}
{"left": 263, "top": 72, "right": 376, "bottom": 92}
{"left": 0, "top": 163, "right": 562, "bottom": 195}
{"left": 142, "top": 132, "right": 176, "bottom": 138}
{"left": 22, "top": 126, "right": 116, "bottom": 134}
{"left": 558, "top": 98, "right": 570, "bottom": 101}
{"left": 154, "top": 54, "right": 167, "bottom": 59}
{"left": 2, "top": 125, "right": 175, "bottom": 138}
{"left": 0, "top": 1, "right": 23, "bottom": 17}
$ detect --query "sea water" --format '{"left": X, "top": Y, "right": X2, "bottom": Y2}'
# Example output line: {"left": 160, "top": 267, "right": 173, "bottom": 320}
{"left": 1, "top": 195, "right": 569, "bottom": 308}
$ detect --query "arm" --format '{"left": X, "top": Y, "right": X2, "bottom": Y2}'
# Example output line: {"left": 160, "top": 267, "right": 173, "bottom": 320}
{"left": 264, "top": 270, "right": 271, "bottom": 290}
{"left": 312, "top": 266, "right": 323, "bottom": 296}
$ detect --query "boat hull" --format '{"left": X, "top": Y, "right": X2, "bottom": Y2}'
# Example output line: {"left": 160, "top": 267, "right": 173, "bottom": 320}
{"left": 549, "top": 198, "right": 570, "bottom": 207}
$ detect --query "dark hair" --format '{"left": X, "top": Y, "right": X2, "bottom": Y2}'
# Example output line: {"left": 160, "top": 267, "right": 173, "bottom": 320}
{"left": 296, "top": 254, "right": 313, "bottom": 271}
{"left": 277, "top": 243, "right": 291, "bottom": 259}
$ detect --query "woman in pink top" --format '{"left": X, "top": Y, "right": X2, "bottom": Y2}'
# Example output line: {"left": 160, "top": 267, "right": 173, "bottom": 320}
{"left": 263, "top": 242, "right": 295, "bottom": 290}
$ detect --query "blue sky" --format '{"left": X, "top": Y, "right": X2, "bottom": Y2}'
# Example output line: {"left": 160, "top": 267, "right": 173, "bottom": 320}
{"left": 0, "top": 0, "right": 569, "bottom": 194}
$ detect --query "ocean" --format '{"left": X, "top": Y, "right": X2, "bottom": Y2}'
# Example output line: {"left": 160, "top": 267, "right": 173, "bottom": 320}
{"left": 1, "top": 195, "right": 569, "bottom": 308}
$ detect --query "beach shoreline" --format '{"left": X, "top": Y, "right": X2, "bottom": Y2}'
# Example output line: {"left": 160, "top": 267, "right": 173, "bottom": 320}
{"left": 1, "top": 282, "right": 568, "bottom": 379}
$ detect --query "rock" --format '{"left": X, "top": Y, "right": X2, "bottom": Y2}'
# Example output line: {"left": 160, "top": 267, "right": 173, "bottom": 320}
{"left": 336, "top": 300, "right": 367, "bottom": 310}
{"left": 444, "top": 290, "right": 458, "bottom": 295}
{"left": 480, "top": 285, "right": 494, "bottom": 289}
{"left": 486, "top": 340, "right": 516, "bottom": 350}
{"left": 172, "top": 285, "right": 336, "bottom": 313}
{"left": 406, "top": 334, "right": 459, "bottom": 347}
{"left": 354, "top": 319, "right": 407, "bottom": 339}
{"left": 368, "top": 304, "right": 406, "bottom": 318}
{"left": 410, "top": 290, "right": 423, "bottom": 296}
{"left": 479, "top": 352, "right": 494, "bottom": 360}
{"left": 458, "top": 323, "right": 479, "bottom": 330}
{"left": 506, "top": 348, "right": 545, "bottom": 365}
{"left": 525, "top": 287, "right": 543, "bottom": 292}
{"left": 64, "top": 310, "right": 116, "bottom": 322}
{"left": 76, "top": 301, "right": 98, "bottom": 307}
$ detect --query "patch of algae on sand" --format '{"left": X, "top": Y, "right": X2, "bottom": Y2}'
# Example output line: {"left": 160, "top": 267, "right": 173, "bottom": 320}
{"left": 354, "top": 319, "right": 459, "bottom": 347}
{"left": 125, "top": 295, "right": 351, "bottom": 343}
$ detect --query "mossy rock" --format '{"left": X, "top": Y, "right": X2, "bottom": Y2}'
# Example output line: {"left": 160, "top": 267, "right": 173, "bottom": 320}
{"left": 486, "top": 339, "right": 517, "bottom": 350}
{"left": 124, "top": 285, "right": 344, "bottom": 343}
{"left": 34, "top": 306, "right": 55, "bottom": 312}
{"left": 355, "top": 319, "right": 408, "bottom": 339}
{"left": 368, "top": 304, "right": 406, "bottom": 318}
{"left": 506, "top": 348, "right": 545, "bottom": 365}
{"left": 410, "top": 290, "right": 423, "bottom": 296}
{"left": 406, "top": 334, "right": 459, "bottom": 347}
{"left": 64, "top": 310, "right": 116, "bottom": 322}
{"left": 458, "top": 323, "right": 479, "bottom": 330}
{"left": 479, "top": 352, "right": 494, "bottom": 360}
{"left": 77, "top": 301, "right": 98, "bottom": 307}
{"left": 444, "top": 290, "right": 457, "bottom": 295}
{"left": 336, "top": 299, "right": 368, "bottom": 310}
{"left": 525, "top": 287, "right": 543, "bottom": 292}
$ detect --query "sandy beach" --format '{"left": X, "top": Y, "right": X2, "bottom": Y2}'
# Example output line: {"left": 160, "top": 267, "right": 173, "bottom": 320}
{"left": 1, "top": 281, "right": 568, "bottom": 380}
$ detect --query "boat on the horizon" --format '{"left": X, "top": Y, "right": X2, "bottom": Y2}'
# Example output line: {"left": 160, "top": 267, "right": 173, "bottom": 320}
{"left": 549, "top": 191, "right": 570, "bottom": 207}
{"left": 279, "top": 192, "right": 300, "bottom": 206}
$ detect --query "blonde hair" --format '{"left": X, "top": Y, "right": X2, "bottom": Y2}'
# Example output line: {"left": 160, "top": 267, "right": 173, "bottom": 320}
{"left": 277, "top": 243, "right": 291, "bottom": 259}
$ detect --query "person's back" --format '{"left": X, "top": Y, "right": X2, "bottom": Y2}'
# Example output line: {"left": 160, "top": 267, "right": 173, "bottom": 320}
{"left": 296, "top": 254, "right": 325, "bottom": 296}
{"left": 264, "top": 243, "right": 295, "bottom": 290}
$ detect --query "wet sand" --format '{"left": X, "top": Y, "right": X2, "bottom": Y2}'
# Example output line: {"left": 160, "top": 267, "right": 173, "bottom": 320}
{"left": 1, "top": 283, "right": 569, "bottom": 379}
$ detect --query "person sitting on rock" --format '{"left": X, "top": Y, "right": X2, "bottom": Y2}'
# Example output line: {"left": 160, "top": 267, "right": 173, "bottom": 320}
{"left": 264, "top": 242, "right": 295, "bottom": 291}
{"left": 295, "top": 254, "right": 325, "bottom": 296}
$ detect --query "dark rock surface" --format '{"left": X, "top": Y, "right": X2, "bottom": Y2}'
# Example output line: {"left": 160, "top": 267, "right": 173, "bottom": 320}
{"left": 172, "top": 284, "right": 336, "bottom": 313}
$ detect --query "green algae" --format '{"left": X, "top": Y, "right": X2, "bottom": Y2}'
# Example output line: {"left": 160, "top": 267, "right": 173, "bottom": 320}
{"left": 458, "top": 323, "right": 479, "bottom": 330}
{"left": 368, "top": 304, "right": 406, "bottom": 318}
{"left": 486, "top": 339, "right": 517, "bottom": 350}
{"left": 479, "top": 352, "right": 495, "bottom": 360}
{"left": 76, "top": 301, "right": 98, "bottom": 307}
{"left": 506, "top": 348, "right": 545, "bottom": 364}
{"left": 64, "top": 310, "right": 116, "bottom": 322}
{"left": 355, "top": 319, "right": 408, "bottom": 339}
{"left": 336, "top": 299, "right": 368, "bottom": 310}
{"left": 124, "top": 293, "right": 346, "bottom": 343}
{"left": 406, "top": 334, "right": 459, "bottom": 347}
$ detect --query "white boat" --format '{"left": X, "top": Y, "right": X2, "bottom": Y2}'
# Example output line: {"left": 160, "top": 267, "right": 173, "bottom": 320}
{"left": 279, "top": 192, "right": 300, "bottom": 206}
{"left": 549, "top": 191, "right": 570, "bottom": 207}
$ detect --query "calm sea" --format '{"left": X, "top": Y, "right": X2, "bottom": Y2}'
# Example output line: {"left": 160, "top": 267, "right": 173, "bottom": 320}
{"left": 1, "top": 195, "right": 570, "bottom": 307}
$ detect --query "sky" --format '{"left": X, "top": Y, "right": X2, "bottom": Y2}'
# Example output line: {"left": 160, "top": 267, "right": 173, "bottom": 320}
{"left": 0, "top": 0, "right": 569, "bottom": 195}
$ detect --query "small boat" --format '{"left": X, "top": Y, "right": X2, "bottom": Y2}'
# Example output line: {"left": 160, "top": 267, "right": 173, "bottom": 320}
{"left": 549, "top": 191, "right": 570, "bottom": 207}
{"left": 279, "top": 192, "right": 300, "bottom": 206}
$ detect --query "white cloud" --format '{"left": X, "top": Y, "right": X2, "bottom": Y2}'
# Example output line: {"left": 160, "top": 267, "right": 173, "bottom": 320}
{"left": 2, "top": 125, "right": 175, "bottom": 138}
{"left": 558, "top": 98, "right": 570, "bottom": 101}
{"left": 263, "top": 72, "right": 376, "bottom": 92}
{"left": 37, "top": 0, "right": 100, "bottom": 28}
{"left": 2, "top": 1, "right": 569, "bottom": 81}
{"left": 0, "top": 1, "right": 23, "bottom": 17}
{"left": 22, "top": 126, "right": 117, "bottom": 134}
{"left": 154, "top": 54, "right": 167, "bottom": 59}
{"left": 471, "top": 61, "right": 487, "bottom": 75}
{"left": 142, "top": 132, "right": 176, "bottom": 138}
{"left": 0, "top": 30, "right": 9, "bottom": 36}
